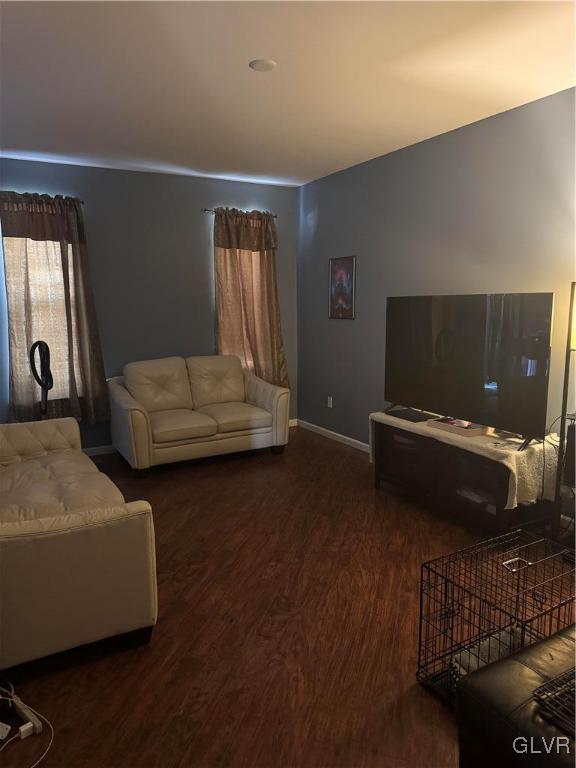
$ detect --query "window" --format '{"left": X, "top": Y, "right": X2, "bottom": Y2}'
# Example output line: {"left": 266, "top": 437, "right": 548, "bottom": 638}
{"left": 0, "top": 191, "right": 108, "bottom": 423}
{"left": 213, "top": 207, "right": 289, "bottom": 388}
{"left": 3, "top": 237, "right": 83, "bottom": 402}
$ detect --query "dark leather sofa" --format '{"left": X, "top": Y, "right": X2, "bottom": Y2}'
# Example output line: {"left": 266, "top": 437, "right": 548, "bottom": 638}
{"left": 457, "top": 626, "right": 575, "bottom": 767}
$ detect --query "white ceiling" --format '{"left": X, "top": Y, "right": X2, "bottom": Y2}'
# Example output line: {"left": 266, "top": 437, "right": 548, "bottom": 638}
{"left": 0, "top": 1, "right": 574, "bottom": 186}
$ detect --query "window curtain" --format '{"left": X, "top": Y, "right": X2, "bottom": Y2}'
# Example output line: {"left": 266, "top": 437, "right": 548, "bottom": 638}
{"left": 0, "top": 192, "right": 109, "bottom": 422}
{"left": 214, "top": 208, "right": 289, "bottom": 388}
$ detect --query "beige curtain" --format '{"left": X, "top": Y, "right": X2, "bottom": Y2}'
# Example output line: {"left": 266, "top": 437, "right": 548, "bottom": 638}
{"left": 214, "top": 208, "right": 289, "bottom": 388}
{"left": 0, "top": 192, "right": 109, "bottom": 422}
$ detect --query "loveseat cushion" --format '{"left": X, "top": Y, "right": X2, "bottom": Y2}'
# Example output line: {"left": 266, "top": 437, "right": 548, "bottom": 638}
{"left": 0, "top": 419, "right": 81, "bottom": 467}
{"left": 186, "top": 355, "right": 245, "bottom": 408}
{"left": 149, "top": 409, "right": 218, "bottom": 443}
{"left": 196, "top": 402, "right": 272, "bottom": 433}
{"left": 0, "top": 449, "right": 97, "bottom": 485}
{"left": 0, "top": 451, "right": 125, "bottom": 523}
{"left": 124, "top": 357, "right": 193, "bottom": 413}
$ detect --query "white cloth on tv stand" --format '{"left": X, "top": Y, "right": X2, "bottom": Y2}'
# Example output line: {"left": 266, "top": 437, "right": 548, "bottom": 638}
{"left": 369, "top": 412, "right": 557, "bottom": 510}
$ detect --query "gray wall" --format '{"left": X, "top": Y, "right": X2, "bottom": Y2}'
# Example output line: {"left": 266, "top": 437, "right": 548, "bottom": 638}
{"left": 0, "top": 160, "right": 299, "bottom": 444}
{"left": 298, "top": 89, "right": 575, "bottom": 443}
{"left": 1, "top": 89, "right": 573, "bottom": 448}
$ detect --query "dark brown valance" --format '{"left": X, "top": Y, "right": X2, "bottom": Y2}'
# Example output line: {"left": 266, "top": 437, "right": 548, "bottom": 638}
{"left": 214, "top": 208, "right": 278, "bottom": 251}
{"left": 0, "top": 192, "right": 84, "bottom": 242}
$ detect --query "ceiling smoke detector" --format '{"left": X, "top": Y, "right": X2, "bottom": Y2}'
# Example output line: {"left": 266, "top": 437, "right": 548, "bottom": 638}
{"left": 249, "top": 59, "right": 277, "bottom": 73}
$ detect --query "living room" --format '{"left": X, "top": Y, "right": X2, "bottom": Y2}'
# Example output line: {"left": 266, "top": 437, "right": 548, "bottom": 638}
{"left": 0, "top": 2, "right": 574, "bottom": 767}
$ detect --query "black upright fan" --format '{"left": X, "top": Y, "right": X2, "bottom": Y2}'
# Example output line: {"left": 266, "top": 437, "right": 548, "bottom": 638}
{"left": 29, "top": 340, "right": 53, "bottom": 417}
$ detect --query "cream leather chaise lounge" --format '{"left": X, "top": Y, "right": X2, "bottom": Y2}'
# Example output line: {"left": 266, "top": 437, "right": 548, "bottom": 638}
{"left": 0, "top": 417, "right": 157, "bottom": 670}
{"left": 108, "top": 355, "right": 290, "bottom": 469}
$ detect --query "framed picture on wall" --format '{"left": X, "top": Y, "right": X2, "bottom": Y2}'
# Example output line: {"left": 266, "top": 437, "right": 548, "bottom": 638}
{"left": 329, "top": 256, "right": 356, "bottom": 319}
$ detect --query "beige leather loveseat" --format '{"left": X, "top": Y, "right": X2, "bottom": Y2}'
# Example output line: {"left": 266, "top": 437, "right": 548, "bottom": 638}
{"left": 0, "top": 417, "right": 157, "bottom": 670}
{"left": 108, "top": 355, "right": 290, "bottom": 469}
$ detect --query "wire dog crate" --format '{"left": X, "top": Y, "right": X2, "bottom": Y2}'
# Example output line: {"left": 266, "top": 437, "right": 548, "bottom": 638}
{"left": 417, "top": 530, "right": 575, "bottom": 703}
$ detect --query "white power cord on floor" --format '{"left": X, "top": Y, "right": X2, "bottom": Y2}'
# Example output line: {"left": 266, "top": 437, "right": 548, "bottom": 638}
{"left": 0, "top": 732, "right": 20, "bottom": 753}
{"left": 0, "top": 680, "right": 54, "bottom": 768}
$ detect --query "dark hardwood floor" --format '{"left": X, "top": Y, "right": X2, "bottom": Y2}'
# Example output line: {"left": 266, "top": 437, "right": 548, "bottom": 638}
{"left": 4, "top": 428, "right": 476, "bottom": 768}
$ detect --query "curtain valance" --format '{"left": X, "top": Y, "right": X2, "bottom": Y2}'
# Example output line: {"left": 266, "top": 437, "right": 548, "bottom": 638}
{"left": 214, "top": 208, "right": 278, "bottom": 251}
{"left": 0, "top": 192, "right": 84, "bottom": 242}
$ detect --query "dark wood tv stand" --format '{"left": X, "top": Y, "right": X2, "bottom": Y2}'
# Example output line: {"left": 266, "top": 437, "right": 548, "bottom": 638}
{"left": 370, "top": 412, "right": 552, "bottom": 532}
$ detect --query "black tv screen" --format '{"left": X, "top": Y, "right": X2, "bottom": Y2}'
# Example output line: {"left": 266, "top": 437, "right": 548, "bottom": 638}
{"left": 384, "top": 293, "right": 553, "bottom": 438}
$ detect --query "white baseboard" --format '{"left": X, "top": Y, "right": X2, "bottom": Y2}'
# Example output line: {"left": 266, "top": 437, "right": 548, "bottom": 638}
{"left": 84, "top": 444, "right": 115, "bottom": 456}
{"left": 289, "top": 418, "right": 299, "bottom": 427}
{"left": 296, "top": 419, "right": 369, "bottom": 453}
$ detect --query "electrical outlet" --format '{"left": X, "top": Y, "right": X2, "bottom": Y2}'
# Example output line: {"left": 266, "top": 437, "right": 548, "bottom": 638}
{"left": 327, "top": 396, "right": 333, "bottom": 408}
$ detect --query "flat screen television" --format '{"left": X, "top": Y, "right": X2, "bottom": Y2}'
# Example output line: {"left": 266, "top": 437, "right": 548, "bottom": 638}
{"left": 384, "top": 293, "right": 553, "bottom": 439}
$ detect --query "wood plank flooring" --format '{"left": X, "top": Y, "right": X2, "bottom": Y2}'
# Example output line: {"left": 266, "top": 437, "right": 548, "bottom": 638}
{"left": 4, "top": 427, "right": 476, "bottom": 768}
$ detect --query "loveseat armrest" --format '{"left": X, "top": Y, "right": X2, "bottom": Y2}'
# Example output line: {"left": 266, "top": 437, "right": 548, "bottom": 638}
{"left": 244, "top": 372, "right": 290, "bottom": 445}
{"left": 108, "top": 377, "right": 152, "bottom": 469}
{"left": 0, "top": 501, "right": 158, "bottom": 669}
{"left": 0, "top": 417, "right": 81, "bottom": 468}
